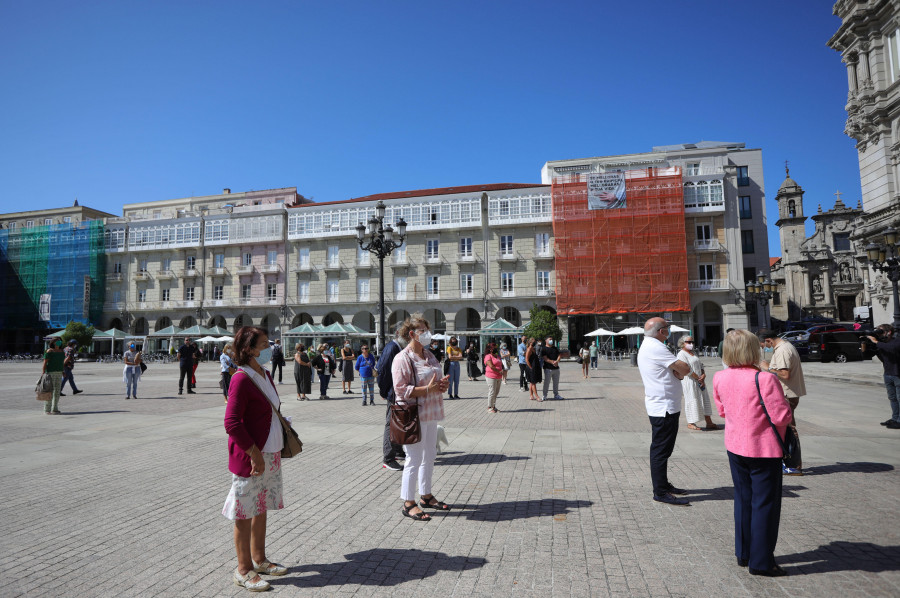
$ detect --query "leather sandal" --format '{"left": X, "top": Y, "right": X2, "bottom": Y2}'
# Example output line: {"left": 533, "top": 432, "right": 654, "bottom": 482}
{"left": 419, "top": 495, "right": 451, "bottom": 510}
{"left": 233, "top": 568, "right": 270, "bottom": 592}
{"left": 253, "top": 559, "right": 288, "bottom": 576}
{"left": 687, "top": 424, "right": 704, "bottom": 431}
{"left": 402, "top": 503, "right": 431, "bottom": 521}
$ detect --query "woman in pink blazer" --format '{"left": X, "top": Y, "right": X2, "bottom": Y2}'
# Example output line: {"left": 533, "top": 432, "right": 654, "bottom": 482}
{"left": 712, "top": 329, "right": 793, "bottom": 578}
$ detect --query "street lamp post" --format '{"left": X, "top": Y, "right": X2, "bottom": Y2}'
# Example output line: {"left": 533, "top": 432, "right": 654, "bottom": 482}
{"left": 745, "top": 272, "right": 778, "bottom": 330}
{"left": 356, "top": 201, "right": 407, "bottom": 352}
{"left": 865, "top": 226, "right": 900, "bottom": 328}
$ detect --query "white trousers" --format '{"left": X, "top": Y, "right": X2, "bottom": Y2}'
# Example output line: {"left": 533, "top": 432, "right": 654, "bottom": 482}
{"left": 400, "top": 420, "right": 438, "bottom": 501}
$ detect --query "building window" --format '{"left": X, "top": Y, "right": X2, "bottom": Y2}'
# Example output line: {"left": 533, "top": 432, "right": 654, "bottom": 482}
{"left": 394, "top": 276, "right": 407, "bottom": 300}
{"left": 739, "top": 196, "right": 752, "bottom": 219}
{"left": 161, "top": 289, "right": 170, "bottom": 302}
{"left": 163, "top": 258, "right": 171, "bottom": 271}
{"left": 743, "top": 267, "right": 757, "bottom": 284}
{"left": 214, "top": 254, "right": 224, "bottom": 268}
{"left": 426, "top": 275, "right": 439, "bottom": 299}
{"left": 113, "top": 291, "right": 121, "bottom": 304}
{"left": 267, "top": 250, "right": 278, "bottom": 266}
{"left": 186, "top": 255, "right": 196, "bottom": 270}
{"left": 242, "top": 252, "right": 252, "bottom": 266}
{"left": 297, "top": 246, "right": 310, "bottom": 268}
{"left": 153, "top": 210, "right": 162, "bottom": 220}
{"left": 686, "top": 162, "right": 700, "bottom": 176}
{"left": 460, "top": 273, "right": 474, "bottom": 298}
{"left": 737, "top": 166, "right": 750, "bottom": 187}
{"left": 138, "top": 290, "right": 146, "bottom": 302}
{"left": 772, "top": 291, "right": 781, "bottom": 306}
{"left": 741, "top": 230, "right": 755, "bottom": 253}
{"left": 888, "top": 29, "right": 900, "bottom": 84}
{"left": 25, "top": 220, "right": 33, "bottom": 227}
{"left": 327, "top": 279, "right": 339, "bottom": 301}
{"left": 788, "top": 200, "right": 796, "bottom": 218}
{"left": 8, "top": 222, "right": 16, "bottom": 229}
{"left": 500, "top": 235, "right": 514, "bottom": 257}
{"left": 357, "top": 277, "right": 370, "bottom": 301}
{"left": 327, "top": 245, "right": 339, "bottom": 268}
{"left": 537, "top": 271, "right": 551, "bottom": 294}
{"left": 267, "top": 283, "right": 277, "bottom": 301}
{"left": 298, "top": 280, "right": 309, "bottom": 303}
{"left": 139, "top": 259, "right": 148, "bottom": 273}
{"left": 63, "top": 216, "right": 71, "bottom": 223}
{"left": 459, "top": 237, "right": 472, "bottom": 258}
{"left": 501, "top": 272, "right": 514, "bottom": 297}
{"left": 696, "top": 224, "right": 711, "bottom": 243}
{"left": 357, "top": 245, "right": 371, "bottom": 266}
{"left": 535, "top": 233, "right": 550, "bottom": 256}
{"left": 214, "top": 285, "right": 223, "bottom": 300}
{"left": 699, "top": 264, "right": 714, "bottom": 281}
{"left": 833, "top": 232, "right": 851, "bottom": 252}
{"left": 185, "top": 287, "right": 195, "bottom": 301}
{"left": 242, "top": 284, "right": 252, "bottom": 299}
{"left": 393, "top": 243, "right": 407, "bottom": 263}
{"left": 44, "top": 218, "right": 52, "bottom": 226}
{"left": 426, "top": 239, "right": 439, "bottom": 260}
{"left": 114, "top": 262, "right": 122, "bottom": 274}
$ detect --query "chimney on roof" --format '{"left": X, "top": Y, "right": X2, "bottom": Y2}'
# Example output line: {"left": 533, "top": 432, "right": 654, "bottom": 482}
{"left": 223, "top": 188, "right": 231, "bottom": 194}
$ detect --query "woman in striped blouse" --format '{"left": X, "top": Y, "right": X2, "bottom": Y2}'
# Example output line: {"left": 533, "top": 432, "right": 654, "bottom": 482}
{"left": 391, "top": 316, "right": 451, "bottom": 521}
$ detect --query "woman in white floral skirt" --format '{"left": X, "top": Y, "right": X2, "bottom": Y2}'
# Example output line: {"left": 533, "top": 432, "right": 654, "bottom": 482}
{"left": 223, "top": 326, "right": 288, "bottom": 592}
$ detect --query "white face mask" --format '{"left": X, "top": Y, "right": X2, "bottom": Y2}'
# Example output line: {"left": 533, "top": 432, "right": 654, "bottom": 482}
{"left": 684, "top": 343, "right": 694, "bottom": 350}
{"left": 547, "top": 340, "right": 553, "bottom": 346}
{"left": 416, "top": 330, "right": 432, "bottom": 346}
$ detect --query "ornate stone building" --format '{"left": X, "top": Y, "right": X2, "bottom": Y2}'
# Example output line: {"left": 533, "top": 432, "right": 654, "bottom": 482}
{"left": 828, "top": 0, "right": 900, "bottom": 324}
{"left": 771, "top": 169, "right": 866, "bottom": 321}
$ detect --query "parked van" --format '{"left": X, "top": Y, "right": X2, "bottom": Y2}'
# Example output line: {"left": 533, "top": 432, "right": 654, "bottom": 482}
{"left": 806, "top": 331, "right": 872, "bottom": 363}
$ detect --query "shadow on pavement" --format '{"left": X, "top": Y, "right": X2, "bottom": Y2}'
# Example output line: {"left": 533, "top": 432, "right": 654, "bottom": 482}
{"left": 441, "top": 498, "right": 593, "bottom": 522}
{"left": 271, "top": 549, "right": 486, "bottom": 588}
{"left": 685, "top": 485, "right": 807, "bottom": 502}
{"left": 803, "top": 462, "right": 895, "bottom": 475}
{"left": 435, "top": 453, "right": 530, "bottom": 466}
{"left": 57, "top": 410, "right": 130, "bottom": 415}
{"left": 779, "top": 541, "right": 900, "bottom": 574}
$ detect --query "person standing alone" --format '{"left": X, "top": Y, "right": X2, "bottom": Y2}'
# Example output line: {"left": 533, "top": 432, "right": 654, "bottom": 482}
{"left": 638, "top": 318, "right": 692, "bottom": 506}
{"left": 541, "top": 337, "right": 562, "bottom": 401}
{"left": 178, "top": 338, "right": 196, "bottom": 395}
{"left": 865, "top": 324, "right": 900, "bottom": 429}
{"left": 270, "top": 340, "right": 285, "bottom": 384}
{"left": 517, "top": 335, "right": 527, "bottom": 392}
{"left": 60, "top": 339, "right": 83, "bottom": 396}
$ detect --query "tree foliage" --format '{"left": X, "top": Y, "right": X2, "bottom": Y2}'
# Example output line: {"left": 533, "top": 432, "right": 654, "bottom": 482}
{"left": 522, "top": 304, "right": 561, "bottom": 342}
{"left": 60, "top": 321, "right": 95, "bottom": 351}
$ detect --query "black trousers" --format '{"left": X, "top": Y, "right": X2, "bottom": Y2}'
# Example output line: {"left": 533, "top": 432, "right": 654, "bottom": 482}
{"left": 518, "top": 363, "right": 527, "bottom": 388}
{"left": 728, "top": 451, "right": 783, "bottom": 571}
{"left": 271, "top": 361, "right": 283, "bottom": 383}
{"left": 382, "top": 400, "right": 405, "bottom": 463}
{"left": 179, "top": 364, "right": 194, "bottom": 390}
{"left": 648, "top": 411, "right": 680, "bottom": 496}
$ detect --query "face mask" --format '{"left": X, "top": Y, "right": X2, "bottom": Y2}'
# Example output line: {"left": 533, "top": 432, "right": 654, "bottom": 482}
{"left": 450, "top": 340, "right": 457, "bottom": 346}
{"left": 55, "top": 341, "right": 62, "bottom": 348}
{"left": 684, "top": 343, "right": 694, "bottom": 350}
{"left": 257, "top": 347, "right": 273, "bottom": 365}
{"left": 547, "top": 340, "right": 553, "bottom": 346}
{"left": 417, "top": 330, "right": 432, "bottom": 346}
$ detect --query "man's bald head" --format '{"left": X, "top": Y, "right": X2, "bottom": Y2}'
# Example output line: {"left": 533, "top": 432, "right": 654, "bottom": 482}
{"left": 644, "top": 318, "right": 669, "bottom": 341}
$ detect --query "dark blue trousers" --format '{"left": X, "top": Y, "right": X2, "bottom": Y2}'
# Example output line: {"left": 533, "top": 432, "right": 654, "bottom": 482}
{"left": 648, "top": 411, "right": 680, "bottom": 496}
{"left": 728, "top": 451, "right": 783, "bottom": 571}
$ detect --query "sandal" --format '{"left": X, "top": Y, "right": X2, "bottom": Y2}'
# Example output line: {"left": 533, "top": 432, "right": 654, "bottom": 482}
{"left": 253, "top": 559, "right": 288, "bottom": 576}
{"left": 402, "top": 503, "right": 431, "bottom": 521}
{"left": 687, "top": 424, "right": 704, "bottom": 431}
{"left": 419, "top": 495, "right": 451, "bottom": 510}
{"left": 233, "top": 568, "right": 271, "bottom": 592}
{"left": 704, "top": 423, "right": 719, "bottom": 431}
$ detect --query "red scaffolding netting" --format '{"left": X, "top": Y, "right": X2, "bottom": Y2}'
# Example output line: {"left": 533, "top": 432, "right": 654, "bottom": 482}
{"left": 552, "top": 168, "right": 690, "bottom": 315}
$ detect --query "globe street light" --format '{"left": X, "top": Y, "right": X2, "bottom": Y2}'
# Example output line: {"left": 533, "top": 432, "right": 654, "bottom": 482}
{"left": 356, "top": 201, "right": 407, "bottom": 351}
{"left": 865, "top": 225, "right": 900, "bottom": 327}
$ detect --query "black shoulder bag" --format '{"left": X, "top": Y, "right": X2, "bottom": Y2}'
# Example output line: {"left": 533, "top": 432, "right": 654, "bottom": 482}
{"left": 754, "top": 372, "right": 801, "bottom": 469}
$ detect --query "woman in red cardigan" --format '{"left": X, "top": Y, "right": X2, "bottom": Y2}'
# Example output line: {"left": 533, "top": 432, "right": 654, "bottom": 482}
{"left": 713, "top": 329, "right": 793, "bottom": 578}
{"left": 223, "top": 326, "right": 288, "bottom": 591}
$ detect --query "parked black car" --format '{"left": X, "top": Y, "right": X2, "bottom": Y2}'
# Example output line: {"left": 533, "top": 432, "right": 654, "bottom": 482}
{"left": 806, "top": 331, "right": 873, "bottom": 363}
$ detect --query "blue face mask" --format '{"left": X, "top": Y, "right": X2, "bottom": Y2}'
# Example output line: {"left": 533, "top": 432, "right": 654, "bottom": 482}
{"left": 257, "top": 347, "right": 273, "bottom": 365}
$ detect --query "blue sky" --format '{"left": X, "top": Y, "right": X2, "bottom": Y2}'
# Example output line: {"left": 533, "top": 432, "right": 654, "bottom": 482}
{"left": 0, "top": 1, "right": 854, "bottom": 257}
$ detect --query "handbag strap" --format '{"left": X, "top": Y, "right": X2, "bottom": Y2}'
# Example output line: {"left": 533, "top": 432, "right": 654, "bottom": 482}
{"left": 235, "top": 367, "right": 283, "bottom": 417}
{"left": 754, "top": 371, "right": 791, "bottom": 457}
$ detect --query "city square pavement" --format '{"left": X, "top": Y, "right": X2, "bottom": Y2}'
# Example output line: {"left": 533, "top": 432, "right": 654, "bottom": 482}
{"left": 0, "top": 356, "right": 898, "bottom": 598}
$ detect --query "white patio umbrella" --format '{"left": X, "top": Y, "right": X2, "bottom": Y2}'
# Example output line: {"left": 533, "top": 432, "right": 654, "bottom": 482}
{"left": 219, "top": 336, "right": 235, "bottom": 342}
{"left": 431, "top": 333, "right": 450, "bottom": 341}
{"left": 669, "top": 325, "right": 690, "bottom": 333}
{"left": 195, "top": 336, "right": 220, "bottom": 343}
{"left": 585, "top": 328, "right": 616, "bottom": 337}
{"left": 617, "top": 326, "right": 645, "bottom": 335}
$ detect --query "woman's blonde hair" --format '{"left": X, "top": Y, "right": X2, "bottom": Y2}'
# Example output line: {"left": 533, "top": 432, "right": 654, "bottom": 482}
{"left": 722, "top": 329, "right": 761, "bottom": 368}
{"left": 396, "top": 315, "right": 430, "bottom": 342}
{"left": 223, "top": 343, "right": 233, "bottom": 353}
{"left": 317, "top": 343, "right": 327, "bottom": 353}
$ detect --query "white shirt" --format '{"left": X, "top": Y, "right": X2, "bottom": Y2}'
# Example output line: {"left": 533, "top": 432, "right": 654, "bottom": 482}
{"left": 239, "top": 366, "right": 284, "bottom": 454}
{"left": 637, "top": 337, "right": 681, "bottom": 416}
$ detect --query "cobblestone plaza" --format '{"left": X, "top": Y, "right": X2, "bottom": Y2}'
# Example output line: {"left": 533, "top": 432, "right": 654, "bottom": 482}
{"left": 1, "top": 358, "right": 898, "bottom": 597}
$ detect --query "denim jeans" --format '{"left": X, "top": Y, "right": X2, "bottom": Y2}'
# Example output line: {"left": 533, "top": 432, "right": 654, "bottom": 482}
{"left": 125, "top": 366, "right": 139, "bottom": 397}
{"left": 448, "top": 361, "right": 461, "bottom": 396}
{"left": 885, "top": 375, "right": 900, "bottom": 422}
{"left": 361, "top": 376, "right": 375, "bottom": 403}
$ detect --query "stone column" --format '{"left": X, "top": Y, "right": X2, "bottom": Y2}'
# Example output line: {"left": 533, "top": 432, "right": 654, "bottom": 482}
{"left": 846, "top": 58, "right": 858, "bottom": 92}
{"left": 859, "top": 52, "right": 871, "bottom": 87}
{"left": 558, "top": 315, "right": 569, "bottom": 354}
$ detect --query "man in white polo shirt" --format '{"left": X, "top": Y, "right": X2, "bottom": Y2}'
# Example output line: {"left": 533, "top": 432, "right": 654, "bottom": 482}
{"left": 638, "top": 317, "right": 692, "bottom": 506}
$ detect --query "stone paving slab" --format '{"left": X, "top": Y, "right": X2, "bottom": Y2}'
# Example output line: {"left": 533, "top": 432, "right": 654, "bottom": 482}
{"left": 0, "top": 360, "right": 898, "bottom": 597}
